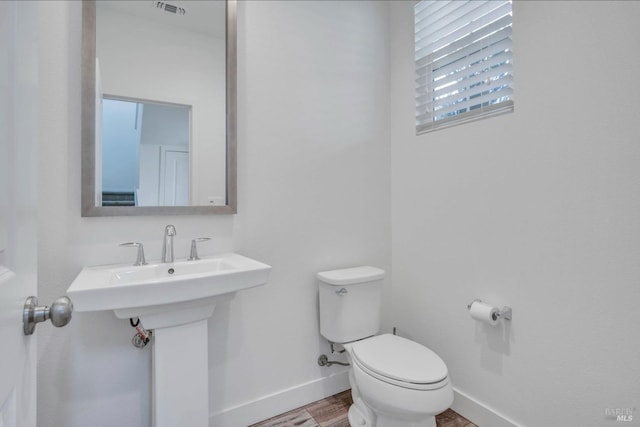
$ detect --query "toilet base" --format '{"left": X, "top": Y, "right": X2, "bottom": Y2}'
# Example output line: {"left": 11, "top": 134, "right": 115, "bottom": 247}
{"left": 348, "top": 404, "right": 369, "bottom": 426}
{"left": 349, "top": 404, "right": 437, "bottom": 427}
{"left": 348, "top": 396, "right": 375, "bottom": 426}
{"left": 376, "top": 414, "right": 436, "bottom": 427}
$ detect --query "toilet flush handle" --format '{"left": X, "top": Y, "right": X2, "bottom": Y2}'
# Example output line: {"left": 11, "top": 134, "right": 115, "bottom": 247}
{"left": 336, "top": 288, "right": 348, "bottom": 296}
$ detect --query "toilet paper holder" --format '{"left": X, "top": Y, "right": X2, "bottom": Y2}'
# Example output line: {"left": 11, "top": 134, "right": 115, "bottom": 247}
{"left": 467, "top": 299, "right": 512, "bottom": 321}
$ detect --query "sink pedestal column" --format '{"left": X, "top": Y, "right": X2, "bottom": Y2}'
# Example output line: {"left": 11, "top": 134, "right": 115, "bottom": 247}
{"left": 152, "top": 319, "right": 209, "bottom": 427}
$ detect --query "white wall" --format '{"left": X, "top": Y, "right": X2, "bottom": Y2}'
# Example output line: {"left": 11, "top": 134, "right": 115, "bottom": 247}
{"left": 36, "top": 1, "right": 389, "bottom": 427}
{"left": 390, "top": 1, "right": 640, "bottom": 426}
{"left": 139, "top": 103, "right": 189, "bottom": 147}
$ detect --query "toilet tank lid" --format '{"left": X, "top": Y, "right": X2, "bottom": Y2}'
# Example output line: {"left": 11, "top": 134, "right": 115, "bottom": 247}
{"left": 317, "top": 266, "right": 385, "bottom": 286}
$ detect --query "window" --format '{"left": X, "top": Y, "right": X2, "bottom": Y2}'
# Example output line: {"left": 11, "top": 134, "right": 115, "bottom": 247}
{"left": 415, "top": 1, "right": 513, "bottom": 134}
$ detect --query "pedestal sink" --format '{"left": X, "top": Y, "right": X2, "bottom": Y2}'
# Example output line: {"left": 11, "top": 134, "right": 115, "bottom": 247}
{"left": 67, "top": 252, "right": 271, "bottom": 427}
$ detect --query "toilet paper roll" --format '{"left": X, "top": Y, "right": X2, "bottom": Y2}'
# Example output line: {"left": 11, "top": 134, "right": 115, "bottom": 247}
{"left": 469, "top": 300, "right": 500, "bottom": 325}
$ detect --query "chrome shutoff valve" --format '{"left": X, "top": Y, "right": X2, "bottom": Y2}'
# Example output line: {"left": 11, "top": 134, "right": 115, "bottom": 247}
{"left": 130, "top": 318, "right": 152, "bottom": 349}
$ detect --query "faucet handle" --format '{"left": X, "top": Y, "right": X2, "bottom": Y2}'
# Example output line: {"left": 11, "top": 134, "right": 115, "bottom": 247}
{"left": 119, "top": 242, "right": 147, "bottom": 266}
{"left": 188, "top": 238, "right": 211, "bottom": 261}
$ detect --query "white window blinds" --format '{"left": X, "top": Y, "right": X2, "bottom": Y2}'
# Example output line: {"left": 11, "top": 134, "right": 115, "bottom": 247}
{"left": 415, "top": 0, "right": 513, "bottom": 134}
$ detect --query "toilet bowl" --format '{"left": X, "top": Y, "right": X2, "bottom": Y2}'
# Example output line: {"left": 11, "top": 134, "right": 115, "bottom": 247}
{"left": 345, "top": 334, "right": 453, "bottom": 427}
{"left": 318, "top": 266, "right": 453, "bottom": 427}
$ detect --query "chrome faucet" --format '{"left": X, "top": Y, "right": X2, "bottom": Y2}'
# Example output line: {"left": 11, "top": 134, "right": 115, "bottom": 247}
{"left": 161, "top": 225, "right": 177, "bottom": 263}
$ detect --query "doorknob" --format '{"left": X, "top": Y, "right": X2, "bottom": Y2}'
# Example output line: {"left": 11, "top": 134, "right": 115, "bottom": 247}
{"left": 23, "top": 296, "right": 73, "bottom": 336}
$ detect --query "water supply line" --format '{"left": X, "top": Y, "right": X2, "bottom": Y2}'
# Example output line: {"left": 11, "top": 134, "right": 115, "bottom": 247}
{"left": 130, "top": 317, "right": 152, "bottom": 349}
{"left": 318, "top": 341, "right": 350, "bottom": 367}
{"left": 317, "top": 354, "right": 350, "bottom": 367}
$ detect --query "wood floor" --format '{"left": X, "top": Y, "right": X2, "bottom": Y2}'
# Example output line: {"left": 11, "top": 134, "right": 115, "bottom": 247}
{"left": 249, "top": 390, "right": 477, "bottom": 427}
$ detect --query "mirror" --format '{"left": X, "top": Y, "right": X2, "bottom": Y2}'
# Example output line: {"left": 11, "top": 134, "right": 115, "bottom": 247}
{"left": 82, "top": 0, "right": 237, "bottom": 216}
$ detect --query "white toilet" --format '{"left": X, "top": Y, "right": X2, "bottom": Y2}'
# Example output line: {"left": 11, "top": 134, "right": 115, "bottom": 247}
{"left": 318, "top": 266, "right": 453, "bottom": 427}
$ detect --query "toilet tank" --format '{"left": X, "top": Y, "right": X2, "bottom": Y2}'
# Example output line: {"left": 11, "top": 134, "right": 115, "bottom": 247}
{"left": 318, "top": 266, "right": 385, "bottom": 343}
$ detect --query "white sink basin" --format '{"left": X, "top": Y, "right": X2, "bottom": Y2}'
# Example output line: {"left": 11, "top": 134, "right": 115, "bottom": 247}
{"left": 67, "top": 252, "right": 271, "bottom": 327}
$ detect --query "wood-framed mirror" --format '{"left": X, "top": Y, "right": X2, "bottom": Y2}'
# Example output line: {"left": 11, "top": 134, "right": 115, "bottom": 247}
{"left": 81, "top": 0, "right": 237, "bottom": 216}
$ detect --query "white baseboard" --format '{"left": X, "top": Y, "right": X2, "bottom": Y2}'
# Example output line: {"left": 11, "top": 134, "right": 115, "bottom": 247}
{"left": 209, "top": 374, "right": 519, "bottom": 427}
{"left": 209, "top": 370, "right": 350, "bottom": 427}
{"left": 452, "top": 388, "right": 521, "bottom": 427}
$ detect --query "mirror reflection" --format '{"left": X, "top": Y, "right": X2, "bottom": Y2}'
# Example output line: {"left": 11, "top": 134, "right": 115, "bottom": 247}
{"left": 100, "top": 98, "right": 192, "bottom": 206}
{"left": 88, "top": 0, "right": 231, "bottom": 212}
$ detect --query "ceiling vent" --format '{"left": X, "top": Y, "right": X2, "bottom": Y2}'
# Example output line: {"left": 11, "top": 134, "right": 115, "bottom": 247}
{"left": 153, "top": 1, "right": 186, "bottom": 15}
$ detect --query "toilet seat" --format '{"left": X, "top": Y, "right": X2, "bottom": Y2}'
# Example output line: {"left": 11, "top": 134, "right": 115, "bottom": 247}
{"left": 351, "top": 334, "right": 449, "bottom": 391}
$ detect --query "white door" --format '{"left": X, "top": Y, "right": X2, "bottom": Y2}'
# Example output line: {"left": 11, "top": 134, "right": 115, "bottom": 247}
{"left": 160, "top": 147, "right": 190, "bottom": 206}
{"left": 0, "top": 2, "right": 39, "bottom": 426}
